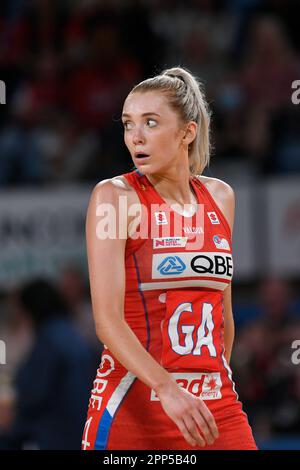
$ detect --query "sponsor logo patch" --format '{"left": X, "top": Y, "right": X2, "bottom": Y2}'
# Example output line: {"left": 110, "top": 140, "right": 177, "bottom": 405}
{"left": 213, "top": 235, "right": 230, "bottom": 250}
{"left": 207, "top": 211, "right": 220, "bottom": 224}
{"left": 89, "top": 354, "right": 115, "bottom": 411}
{"left": 152, "top": 252, "right": 233, "bottom": 279}
{"left": 153, "top": 237, "right": 188, "bottom": 249}
{"left": 98, "top": 354, "right": 115, "bottom": 377}
{"left": 154, "top": 211, "right": 168, "bottom": 225}
{"left": 150, "top": 372, "right": 222, "bottom": 401}
{"left": 157, "top": 256, "right": 186, "bottom": 275}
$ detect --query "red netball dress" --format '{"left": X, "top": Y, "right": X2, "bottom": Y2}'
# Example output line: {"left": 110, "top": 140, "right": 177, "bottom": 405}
{"left": 82, "top": 169, "right": 257, "bottom": 450}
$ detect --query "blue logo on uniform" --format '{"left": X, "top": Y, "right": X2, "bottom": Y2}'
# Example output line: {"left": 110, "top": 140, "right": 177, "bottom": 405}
{"left": 157, "top": 256, "right": 186, "bottom": 275}
{"left": 213, "top": 235, "right": 221, "bottom": 243}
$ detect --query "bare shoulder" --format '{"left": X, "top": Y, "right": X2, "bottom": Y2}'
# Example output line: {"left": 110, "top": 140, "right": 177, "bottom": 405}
{"left": 90, "top": 174, "right": 139, "bottom": 205}
{"left": 92, "top": 175, "right": 132, "bottom": 195}
{"left": 86, "top": 175, "right": 141, "bottom": 239}
{"left": 196, "top": 175, "right": 235, "bottom": 201}
{"left": 196, "top": 175, "right": 235, "bottom": 231}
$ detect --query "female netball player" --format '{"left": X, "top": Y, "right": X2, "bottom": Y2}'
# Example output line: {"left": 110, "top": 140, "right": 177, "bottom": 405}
{"left": 82, "top": 67, "right": 257, "bottom": 450}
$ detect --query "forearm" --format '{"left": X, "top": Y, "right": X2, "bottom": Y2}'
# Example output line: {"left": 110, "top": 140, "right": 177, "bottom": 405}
{"left": 96, "top": 316, "right": 175, "bottom": 393}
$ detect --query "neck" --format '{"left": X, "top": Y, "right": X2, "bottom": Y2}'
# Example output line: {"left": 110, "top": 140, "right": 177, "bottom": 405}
{"left": 145, "top": 167, "right": 196, "bottom": 206}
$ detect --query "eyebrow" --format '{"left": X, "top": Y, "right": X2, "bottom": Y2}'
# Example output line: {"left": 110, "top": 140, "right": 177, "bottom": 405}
{"left": 121, "top": 112, "right": 161, "bottom": 118}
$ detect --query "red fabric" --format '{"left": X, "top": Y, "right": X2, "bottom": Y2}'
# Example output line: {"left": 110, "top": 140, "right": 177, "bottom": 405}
{"left": 161, "top": 289, "right": 225, "bottom": 371}
{"left": 82, "top": 170, "right": 257, "bottom": 450}
{"left": 83, "top": 354, "right": 257, "bottom": 450}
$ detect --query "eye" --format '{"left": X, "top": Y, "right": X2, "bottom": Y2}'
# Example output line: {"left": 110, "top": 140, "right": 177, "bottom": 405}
{"left": 123, "top": 121, "right": 134, "bottom": 130}
{"left": 146, "top": 118, "right": 157, "bottom": 127}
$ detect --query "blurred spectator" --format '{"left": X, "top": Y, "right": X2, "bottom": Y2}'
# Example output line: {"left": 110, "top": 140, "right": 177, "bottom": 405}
{"left": 271, "top": 107, "right": 300, "bottom": 174}
{"left": 0, "top": 51, "right": 62, "bottom": 186}
{"left": 58, "top": 264, "right": 101, "bottom": 357}
{"left": 12, "top": 51, "right": 63, "bottom": 118}
{"left": 63, "top": 9, "right": 143, "bottom": 178}
{"left": 35, "top": 113, "right": 101, "bottom": 183}
{"left": 64, "top": 16, "right": 141, "bottom": 130}
{"left": 239, "top": 16, "right": 300, "bottom": 111}
{"left": 0, "top": 278, "right": 94, "bottom": 449}
{"left": 0, "top": 289, "right": 33, "bottom": 443}
{"left": 240, "top": 105, "right": 273, "bottom": 174}
{"left": 0, "top": 0, "right": 298, "bottom": 183}
{"left": 257, "top": 0, "right": 300, "bottom": 53}
{"left": 0, "top": 124, "right": 45, "bottom": 186}
{"left": 233, "top": 277, "right": 300, "bottom": 440}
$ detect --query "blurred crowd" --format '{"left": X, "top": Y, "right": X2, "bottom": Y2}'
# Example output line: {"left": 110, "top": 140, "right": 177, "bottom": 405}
{"left": 0, "top": 0, "right": 300, "bottom": 186}
{"left": 1, "top": 270, "right": 300, "bottom": 449}
{"left": 0, "top": 266, "right": 101, "bottom": 449}
{"left": 232, "top": 277, "right": 300, "bottom": 444}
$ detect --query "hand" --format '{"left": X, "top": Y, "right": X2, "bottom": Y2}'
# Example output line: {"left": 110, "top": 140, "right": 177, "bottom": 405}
{"left": 156, "top": 380, "right": 219, "bottom": 447}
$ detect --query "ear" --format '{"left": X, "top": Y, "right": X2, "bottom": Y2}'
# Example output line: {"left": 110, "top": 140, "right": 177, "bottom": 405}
{"left": 182, "top": 121, "right": 197, "bottom": 146}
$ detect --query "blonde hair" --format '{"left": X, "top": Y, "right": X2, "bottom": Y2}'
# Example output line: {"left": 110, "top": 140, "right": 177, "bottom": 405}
{"left": 129, "top": 66, "right": 211, "bottom": 175}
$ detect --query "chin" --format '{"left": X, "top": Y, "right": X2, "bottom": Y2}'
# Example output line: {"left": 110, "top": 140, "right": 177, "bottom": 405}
{"left": 134, "top": 163, "right": 153, "bottom": 175}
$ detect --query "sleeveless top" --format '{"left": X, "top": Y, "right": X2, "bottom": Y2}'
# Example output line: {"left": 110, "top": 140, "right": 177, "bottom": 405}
{"left": 121, "top": 169, "right": 233, "bottom": 372}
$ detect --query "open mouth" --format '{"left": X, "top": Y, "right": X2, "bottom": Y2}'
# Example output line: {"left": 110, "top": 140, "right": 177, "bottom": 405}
{"left": 135, "top": 153, "right": 150, "bottom": 159}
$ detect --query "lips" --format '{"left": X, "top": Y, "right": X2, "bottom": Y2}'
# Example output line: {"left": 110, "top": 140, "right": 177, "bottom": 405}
{"left": 135, "top": 152, "right": 150, "bottom": 159}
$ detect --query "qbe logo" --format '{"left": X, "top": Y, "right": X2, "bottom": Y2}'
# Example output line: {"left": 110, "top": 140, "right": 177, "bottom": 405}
{"left": 0, "top": 81, "right": 6, "bottom": 104}
{"left": 89, "top": 354, "right": 115, "bottom": 411}
{"left": 152, "top": 252, "right": 234, "bottom": 280}
{"left": 157, "top": 256, "right": 186, "bottom": 275}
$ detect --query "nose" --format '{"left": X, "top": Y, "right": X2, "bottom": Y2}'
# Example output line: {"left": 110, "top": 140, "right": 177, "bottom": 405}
{"left": 132, "top": 126, "right": 145, "bottom": 145}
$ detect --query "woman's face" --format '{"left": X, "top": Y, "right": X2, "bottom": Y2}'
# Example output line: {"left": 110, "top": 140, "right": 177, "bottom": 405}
{"left": 122, "top": 91, "right": 187, "bottom": 175}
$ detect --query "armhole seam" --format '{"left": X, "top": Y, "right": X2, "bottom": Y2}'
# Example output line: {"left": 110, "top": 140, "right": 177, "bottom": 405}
{"left": 123, "top": 174, "right": 151, "bottom": 257}
{"left": 193, "top": 176, "right": 232, "bottom": 240}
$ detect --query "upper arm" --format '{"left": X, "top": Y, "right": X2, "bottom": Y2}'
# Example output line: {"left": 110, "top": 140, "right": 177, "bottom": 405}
{"left": 223, "top": 283, "right": 233, "bottom": 317}
{"left": 214, "top": 180, "right": 235, "bottom": 236}
{"left": 216, "top": 180, "right": 235, "bottom": 291}
{"left": 208, "top": 179, "right": 235, "bottom": 321}
{"left": 197, "top": 175, "right": 235, "bottom": 236}
{"left": 86, "top": 180, "right": 128, "bottom": 333}
{"left": 218, "top": 183, "right": 235, "bottom": 330}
